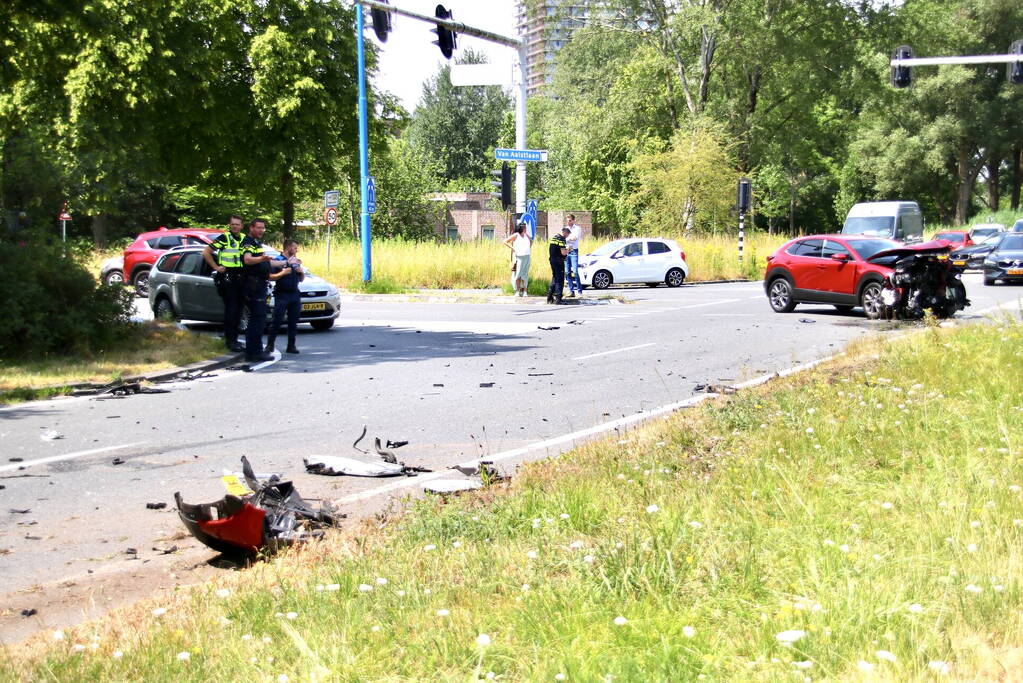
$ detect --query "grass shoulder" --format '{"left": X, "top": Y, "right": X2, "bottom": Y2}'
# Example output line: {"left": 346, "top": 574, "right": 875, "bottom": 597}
{"left": 8, "top": 320, "right": 1021, "bottom": 679}
{"left": 0, "top": 322, "right": 224, "bottom": 405}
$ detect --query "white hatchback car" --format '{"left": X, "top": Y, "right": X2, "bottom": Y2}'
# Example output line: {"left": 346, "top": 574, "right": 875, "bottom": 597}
{"left": 578, "top": 238, "right": 689, "bottom": 289}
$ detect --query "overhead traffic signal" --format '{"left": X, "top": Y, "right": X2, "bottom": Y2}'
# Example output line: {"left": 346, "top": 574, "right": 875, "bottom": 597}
{"left": 371, "top": 0, "right": 391, "bottom": 43}
{"left": 491, "top": 162, "right": 511, "bottom": 211}
{"left": 891, "top": 45, "right": 913, "bottom": 88}
{"left": 1009, "top": 40, "right": 1023, "bottom": 85}
{"left": 433, "top": 4, "right": 457, "bottom": 59}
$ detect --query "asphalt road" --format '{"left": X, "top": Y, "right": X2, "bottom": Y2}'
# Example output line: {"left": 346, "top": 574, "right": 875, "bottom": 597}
{"left": 1, "top": 275, "right": 1020, "bottom": 639}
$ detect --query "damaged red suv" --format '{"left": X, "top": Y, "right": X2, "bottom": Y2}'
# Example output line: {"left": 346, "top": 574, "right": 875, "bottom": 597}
{"left": 123, "top": 227, "right": 221, "bottom": 297}
{"left": 764, "top": 235, "right": 968, "bottom": 319}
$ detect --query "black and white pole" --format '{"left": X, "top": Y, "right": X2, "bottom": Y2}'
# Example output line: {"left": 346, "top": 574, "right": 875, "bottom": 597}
{"left": 737, "top": 178, "right": 751, "bottom": 264}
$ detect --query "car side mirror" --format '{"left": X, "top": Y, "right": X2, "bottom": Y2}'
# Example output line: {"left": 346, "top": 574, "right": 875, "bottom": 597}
{"left": 831, "top": 253, "right": 848, "bottom": 262}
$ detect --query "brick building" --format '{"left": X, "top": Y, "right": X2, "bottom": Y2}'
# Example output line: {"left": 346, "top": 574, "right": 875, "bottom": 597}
{"left": 428, "top": 192, "right": 592, "bottom": 242}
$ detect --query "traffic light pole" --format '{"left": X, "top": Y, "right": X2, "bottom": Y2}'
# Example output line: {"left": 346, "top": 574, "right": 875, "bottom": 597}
{"left": 356, "top": 3, "right": 372, "bottom": 282}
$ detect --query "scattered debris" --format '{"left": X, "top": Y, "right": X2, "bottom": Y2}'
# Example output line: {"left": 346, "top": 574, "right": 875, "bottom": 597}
{"left": 40, "top": 431, "right": 63, "bottom": 441}
{"left": 146, "top": 502, "right": 167, "bottom": 510}
{"left": 527, "top": 373, "right": 554, "bottom": 377}
{"left": 538, "top": 325, "right": 560, "bottom": 331}
{"left": 9, "top": 509, "right": 30, "bottom": 514}
{"left": 20, "top": 609, "right": 37, "bottom": 617}
{"left": 352, "top": 425, "right": 369, "bottom": 453}
{"left": 8, "top": 457, "right": 23, "bottom": 462}
{"left": 386, "top": 440, "right": 408, "bottom": 449}
{"left": 566, "top": 319, "right": 585, "bottom": 325}
{"left": 176, "top": 456, "right": 342, "bottom": 556}
{"left": 694, "top": 383, "right": 737, "bottom": 394}
{"left": 97, "top": 382, "right": 172, "bottom": 398}
{"left": 374, "top": 438, "right": 398, "bottom": 464}
{"left": 423, "top": 479, "right": 483, "bottom": 494}
{"left": 111, "top": 457, "right": 125, "bottom": 466}
{"left": 425, "top": 461, "right": 507, "bottom": 495}
{"left": 152, "top": 545, "right": 178, "bottom": 555}
{"left": 433, "top": 383, "right": 445, "bottom": 387}
{"left": 479, "top": 382, "right": 495, "bottom": 388}
{"left": 305, "top": 454, "right": 430, "bottom": 477}
{"left": 798, "top": 318, "right": 816, "bottom": 324}
{"left": 124, "top": 548, "right": 138, "bottom": 555}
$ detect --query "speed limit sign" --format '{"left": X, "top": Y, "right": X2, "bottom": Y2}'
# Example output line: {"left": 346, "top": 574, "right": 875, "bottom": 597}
{"left": 324, "top": 207, "right": 338, "bottom": 226}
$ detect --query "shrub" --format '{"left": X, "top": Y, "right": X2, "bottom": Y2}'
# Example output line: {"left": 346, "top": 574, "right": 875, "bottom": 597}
{"left": 0, "top": 242, "right": 134, "bottom": 359}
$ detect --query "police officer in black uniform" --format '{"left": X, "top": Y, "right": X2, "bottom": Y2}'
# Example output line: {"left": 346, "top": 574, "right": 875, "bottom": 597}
{"left": 547, "top": 226, "right": 570, "bottom": 305}
{"left": 203, "top": 214, "right": 246, "bottom": 352}
{"left": 240, "top": 218, "right": 275, "bottom": 363}
{"left": 265, "top": 238, "right": 304, "bottom": 355}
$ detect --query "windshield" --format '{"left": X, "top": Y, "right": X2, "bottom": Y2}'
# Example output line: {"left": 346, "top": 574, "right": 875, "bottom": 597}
{"left": 845, "top": 238, "right": 900, "bottom": 260}
{"left": 999, "top": 235, "right": 1023, "bottom": 251}
{"left": 843, "top": 216, "right": 894, "bottom": 237}
{"left": 590, "top": 239, "right": 630, "bottom": 257}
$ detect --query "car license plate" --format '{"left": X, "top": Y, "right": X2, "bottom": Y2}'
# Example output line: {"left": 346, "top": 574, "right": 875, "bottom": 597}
{"left": 952, "top": 260, "right": 966, "bottom": 267}
{"left": 1008, "top": 268, "right": 1023, "bottom": 276}
{"left": 302, "top": 302, "right": 327, "bottom": 311}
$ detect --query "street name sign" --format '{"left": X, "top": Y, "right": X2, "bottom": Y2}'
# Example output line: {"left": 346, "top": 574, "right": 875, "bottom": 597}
{"left": 495, "top": 148, "right": 548, "bottom": 163}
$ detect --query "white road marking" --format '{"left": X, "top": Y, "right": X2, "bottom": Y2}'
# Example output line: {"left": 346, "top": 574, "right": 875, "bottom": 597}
{"left": 666, "top": 298, "right": 742, "bottom": 310}
{"left": 571, "top": 343, "right": 655, "bottom": 361}
{"left": 342, "top": 318, "right": 540, "bottom": 335}
{"left": 0, "top": 442, "right": 145, "bottom": 474}
{"left": 701, "top": 313, "right": 755, "bottom": 317}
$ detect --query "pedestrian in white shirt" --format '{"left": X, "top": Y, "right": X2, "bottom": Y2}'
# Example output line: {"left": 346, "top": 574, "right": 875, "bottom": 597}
{"left": 564, "top": 214, "right": 582, "bottom": 296}
{"left": 503, "top": 223, "right": 532, "bottom": 297}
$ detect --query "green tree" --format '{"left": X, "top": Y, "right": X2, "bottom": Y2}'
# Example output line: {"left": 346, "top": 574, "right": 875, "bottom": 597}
{"left": 406, "top": 48, "right": 512, "bottom": 186}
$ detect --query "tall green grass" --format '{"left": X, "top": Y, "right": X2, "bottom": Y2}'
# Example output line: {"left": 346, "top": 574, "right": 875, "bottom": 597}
{"left": 8, "top": 318, "right": 1023, "bottom": 680}
{"left": 298, "top": 234, "right": 780, "bottom": 291}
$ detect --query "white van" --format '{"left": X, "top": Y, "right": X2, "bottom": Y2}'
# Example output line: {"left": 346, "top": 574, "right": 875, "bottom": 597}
{"left": 841, "top": 201, "right": 924, "bottom": 243}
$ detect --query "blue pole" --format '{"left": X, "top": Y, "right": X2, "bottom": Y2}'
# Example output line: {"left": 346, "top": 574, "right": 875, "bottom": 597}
{"left": 356, "top": 3, "right": 372, "bottom": 282}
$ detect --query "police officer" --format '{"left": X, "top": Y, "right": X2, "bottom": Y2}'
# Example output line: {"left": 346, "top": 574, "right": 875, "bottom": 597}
{"left": 547, "top": 226, "right": 570, "bottom": 305}
{"left": 203, "top": 214, "right": 246, "bottom": 352}
{"left": 240, "top": 218, "right": 275, "bottom": 363}
{"left": 265, "top": 238, "right": 304, "bottom": 355}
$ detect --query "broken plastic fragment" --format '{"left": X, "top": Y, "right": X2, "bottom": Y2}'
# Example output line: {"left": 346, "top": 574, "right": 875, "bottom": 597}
{"left": 40, "top": 430, "right": 63, "bottom": 441}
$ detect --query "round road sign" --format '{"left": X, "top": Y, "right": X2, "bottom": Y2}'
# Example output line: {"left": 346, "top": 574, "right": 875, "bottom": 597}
{"left": 324, "top": 207, "right": 338, "bottom": 226}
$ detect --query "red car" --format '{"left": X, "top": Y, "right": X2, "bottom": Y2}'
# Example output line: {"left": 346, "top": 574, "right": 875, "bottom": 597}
{"left": 932, "top": 230, "right": 973, "bottom": 250}
{"left": 123, "top": 227, "right": 221, "bottom": 296}
{"left": 764, "top": 235, "right": 967, "bottom": 319}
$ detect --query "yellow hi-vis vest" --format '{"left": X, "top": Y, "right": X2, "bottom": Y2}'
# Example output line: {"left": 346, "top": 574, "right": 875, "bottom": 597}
{"left": 215, "top": 231, "right": 243, "bottom": 268}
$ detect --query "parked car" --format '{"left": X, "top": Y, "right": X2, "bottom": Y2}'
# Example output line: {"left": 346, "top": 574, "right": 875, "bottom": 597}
{"left": 148, "top": 247, "right": 341, "bottom": 331}
{"left": 841, "top": 201, "right": 924, "bottom": 243}
{"left": 982, "top": 233, "right": 1023, "bottom": 285}
{"left": 932, "top": 230, "right": 972, "bottom": 250}
{"left": 764, "top": 235, "right": 967, "bottom": 319}
{"left": 968, "top": 223, "right": 1005, "bottom": 241}
{"left": 950, "top": 232, "right": 1003, "bottom": 270}
{"left": 124, "top": 227, "right": 222, "bottom": 297}
{"left": 577, "top": 238, "right": 688, "bottom": 289}
{"left": 100, "top": 256, "right": 125, "bottom": 286}
{"left": 1010, "top": 219, "right": 1023, "bottom": 233}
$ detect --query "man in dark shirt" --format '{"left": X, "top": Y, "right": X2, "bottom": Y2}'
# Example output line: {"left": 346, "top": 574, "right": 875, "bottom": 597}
{"left": 202, "top": 214, "right": 246, "bottom": 352}
{"left": 547, "top": 227, "right": 570, "bottom": 305}
{"left": 265, "top": 238, "right": 305, "bottom": 355}
{"left": 240, "top": 218, "right": 275, "bottom": 363}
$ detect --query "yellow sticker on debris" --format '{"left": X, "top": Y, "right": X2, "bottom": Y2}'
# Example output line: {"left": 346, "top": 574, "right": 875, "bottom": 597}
{"left": 221, "top": 475, "right": 252, "bottom": 497}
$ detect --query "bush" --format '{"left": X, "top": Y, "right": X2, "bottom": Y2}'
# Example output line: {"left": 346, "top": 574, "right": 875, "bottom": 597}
{"left": 0, "top": 242, "right": 134, "bottom": 359}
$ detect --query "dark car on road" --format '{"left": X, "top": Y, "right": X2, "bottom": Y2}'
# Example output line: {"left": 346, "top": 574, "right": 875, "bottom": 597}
{"left": 148, "top": 247, "right": 341, "bottom": 331}
{"left": 982, "top": 233, "right": 1023, "bottom": 285}
{"left": 765, "top": 235, "right": 967, "bottom": 319}
{"left": 950, "top": 232, "right": 1003, "bottom": 270}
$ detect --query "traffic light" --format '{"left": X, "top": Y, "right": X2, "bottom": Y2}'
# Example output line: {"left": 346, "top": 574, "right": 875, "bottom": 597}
{"left": 433, "top": 4, "right": 457, "bottom": 60}
{"left": 1009, "top": 39, "right": 1023, "bottom": 85}
{"left": 491, "top": 162, "right": 511, "bottom": 211}
{"left": 737, "top": 177, "right": 751, "bottom": 214}
{"left": 371, "top": 0, "right": 391, "bottom": 43}
{"left": 891, "top": 45, "right": 913, "bottom": 88}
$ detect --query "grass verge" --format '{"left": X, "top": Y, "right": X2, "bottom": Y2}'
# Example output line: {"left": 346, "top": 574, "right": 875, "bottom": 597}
{"left": 5, "top": 319, "right": 1022, "bottom": 680}
{"left": 0, "top": 322, "right": 224, "bottom": 403}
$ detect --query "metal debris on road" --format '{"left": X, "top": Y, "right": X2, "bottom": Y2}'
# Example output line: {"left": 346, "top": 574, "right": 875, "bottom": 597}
{"left": 176, "top": 456, "right": 342, "bottom": 556}
{"left": 146, "top": 502, "right": 167, "bottom": 510}
{"left": 538, "top": 325, "right": 560, "bottom": 330}
{"left": 425, "top": 461, "right": 507, "bottom": 495}
{"left": 9, "top": 509, "right": 30, "bottom": 514}
{"left": 798, "top": 318, "right": 816, "bottom": 324}
{"left": 111, "top": 457, "right": 125, "bottom": 465}
{"left": 352, "top": 425, "right": 369, "bottom": 453}
{"left": 479, "top": 382, "right": 495, "bottom": 388}
{"left": 39, "top": 431, "right": 63, "bottom": 441}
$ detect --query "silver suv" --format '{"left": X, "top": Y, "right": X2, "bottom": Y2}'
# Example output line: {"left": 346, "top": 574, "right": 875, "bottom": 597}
{"left": 148, "top": 247, "right": 341, "bottom": 331}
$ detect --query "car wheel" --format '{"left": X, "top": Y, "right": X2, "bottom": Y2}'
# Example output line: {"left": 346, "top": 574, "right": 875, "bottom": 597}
{"left": 860, "top": 281, "right": 885, "bottom": 320}
{"left": 133, "top": 269, "right": 151, "bottom": 298}
{"left": 984, "top": 277, "right": 996, "bottom": 286}
{"left": 767, "top": 277, "right": 796, "bottom": 313}
{"left": 665, "top": 267, "right": 685, "bottom": 287}
{"left": 310, "top": 319, "right": 335, "bottom": 331}
{"left": 103, "top": 269, "right": 125, "bottom": 287}
{"left": 833, "top": 305, "right": 854, "bottom": 313}
{"left": 591, "top": 270, "right": 612, "bottom": 290}
{"left": 153, "top": 296, "right": 177, "bottom": 321}
{"left": 645, "top": 282, "right": 660, "bottom": 288}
